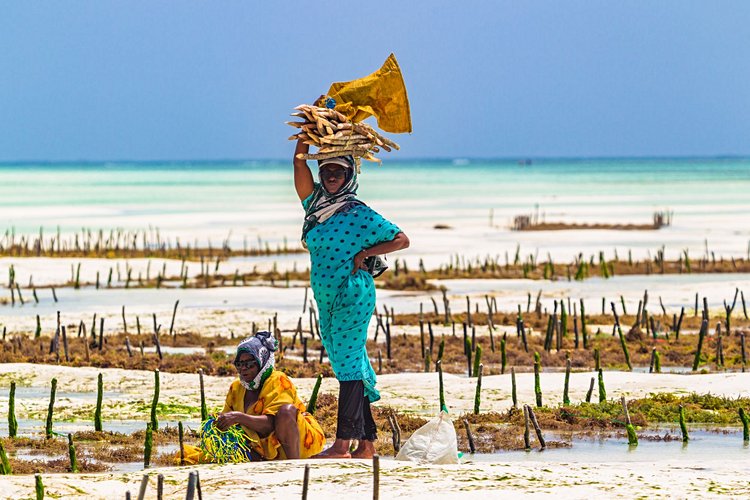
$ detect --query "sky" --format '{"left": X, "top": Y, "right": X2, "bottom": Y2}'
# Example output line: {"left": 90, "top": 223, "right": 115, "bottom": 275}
{"left": 1, "top": 1, "right": 749, "bottom": 161}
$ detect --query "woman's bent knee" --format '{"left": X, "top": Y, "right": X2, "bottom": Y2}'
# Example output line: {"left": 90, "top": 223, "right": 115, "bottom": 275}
{"left": 276, "top": 404, "right": 298, "bottom": 428}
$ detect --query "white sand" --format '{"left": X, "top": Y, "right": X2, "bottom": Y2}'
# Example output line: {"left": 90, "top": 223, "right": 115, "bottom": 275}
{"left": 1, "top": 366, "right": 749, "bottom": 498}
{"left": 2, "top": 456, "right": 749, "bottom": 499}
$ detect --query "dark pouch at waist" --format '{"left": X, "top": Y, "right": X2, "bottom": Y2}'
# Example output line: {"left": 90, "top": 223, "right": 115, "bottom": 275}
{"left": 363, "top": 255, "right": 388, "bottom": 278}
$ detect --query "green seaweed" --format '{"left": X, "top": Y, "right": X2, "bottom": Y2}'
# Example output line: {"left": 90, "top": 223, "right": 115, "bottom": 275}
{"left": 8, "top": 381, "right": 17, "bottom": 438}
{"left": 94, "top": 373, "right": 103, "bottom": 432}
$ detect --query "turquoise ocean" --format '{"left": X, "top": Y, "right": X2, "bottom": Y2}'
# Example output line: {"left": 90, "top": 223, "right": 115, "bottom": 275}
{"left": 1, "top": 158, "right": 749, "bottom": 260}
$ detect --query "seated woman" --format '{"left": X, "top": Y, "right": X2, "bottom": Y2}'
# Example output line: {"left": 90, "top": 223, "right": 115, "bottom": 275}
{"left": 181, "top": 331, "right": 326, "bottom": 463}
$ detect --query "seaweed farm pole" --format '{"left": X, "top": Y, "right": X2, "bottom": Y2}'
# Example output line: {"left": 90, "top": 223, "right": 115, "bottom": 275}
{"left": 137, "top": 474, "right": 149, "bottom": 500}
{"left": 199, "top": 369, "right": 208, "bottom": 421}
{"left": 385, "top": 324, "right": 391, "bottom": 359}
{"left": 169, "top": 300, "right": 179, "bottom": 339}
{"left": 473, "top": 363, "right": 483, "bottom": 415}
{"left": 94, "top": 373, "right": 103, "bottom": 431}
{"left": 585, "top": 376, "right": 595, "bottom": 403}
{"left": 151, "top": 369, "right": 160, "bottom": 431}
{"left": 45, "top": 378, "right": 57, "bottom": 438}
{"left": 185, "top": 471, "right": 196, "bottom": 500}
{"left": 472, "top": 345, "right": 482, "bottom": 378}
{"left": 594, "top": 348, "right": 601, "bottom": 371}
{"left": 143, "top": 422, "right": 153, "bottom": 468}
{"left": 580, "top": 299, "right": 588, "bottom": 349}
{"left": 500, "top": 335, "right": 507, "bottom": 374}
{"left": 523, "top": 405, "right": 531, "bottom": 450}
{"left": 372, "top": 454, "right": 380, "bottom": 500}
{"left": 511, "top": 367, "right": 518, "bottom": 408}
{"left": 302, "top": 464, "right": 311, "bottom": 500}
{"left": 611, "top": 302, "right": 632, "bottom": 370}
{"left": 739, "top": 408, "right": 749, "bottom": 442}
{"left": 35, "top": 474, "right": 44, "bottom": 500}
{"left": 388, "top": 414, "right": 401, "bottom": 453}
{"left": 157, "top": 474, "right": 164, "bottom": 500}
{"left": 0, "top": 439, "right": 11, "bottom": 474}
{"left": 178, "top": 421, "right": 185, "bottom": 465}
{"left": 563, "top": 356, "right": 571, "bottom": 406}
{"left": 526, "top": 405, "right": 546, "bottom": 449}
{"left": 35, "top": 314, "right": 41, "bottom": 339}
{"left": 8, "top": 381, "right": 18, "bottom": 438}
{"left": 67, "top": 434, "right": 78, "bottom": 473}
{"left": 679, "top": 404, "right": 689, "bottom": 443}
{"left": 692, "top": 319, "right": 709, "bottom": 371}
{"left": 597, "top": 369, "right": 606, "bottom": 403}
{"left": 307, "top": 374, "right": 323, "bottom": 414}
{"left": 675, "top": 306, "right": 685, "bottom": 340}
{"left": 61, "top": 326, "right": 69, "bottom": 362}
{"left": 534, "top": 352, "right": 542, "bottom": 407}
{"left": 621, "top": 396, "right": 638, "bottom": 446}
{"left": 654, "top": 349, "right": 661, "bottom": 373}
{"left": 462, "top": 419, "right": 476, "bottom": 454}
{"left": 437, "top": 360, "right": 446, "bottom": 413}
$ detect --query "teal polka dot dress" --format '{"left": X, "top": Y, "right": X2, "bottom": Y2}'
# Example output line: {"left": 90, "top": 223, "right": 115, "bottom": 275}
{"left": 302, "top": 188, "right": 400, "bottom": 402}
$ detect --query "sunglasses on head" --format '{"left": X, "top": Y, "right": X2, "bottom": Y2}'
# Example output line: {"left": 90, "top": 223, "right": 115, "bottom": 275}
{"left": 234, "top": 359, "right": 258, "bottom": 370}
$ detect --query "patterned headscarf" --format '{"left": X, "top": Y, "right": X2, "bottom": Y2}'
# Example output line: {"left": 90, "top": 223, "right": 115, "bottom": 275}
{"left": 235, "top": 331, "right": 277, "bottom": 391}
{"left": 301, "top": 156, "right": 363, "bottom": 245}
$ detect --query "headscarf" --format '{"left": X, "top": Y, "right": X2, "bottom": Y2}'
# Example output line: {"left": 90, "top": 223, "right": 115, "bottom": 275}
{"left": 301, "top": 156, "right": 363, "bottom": 246}
{"left": 235, "top": 331, "right": 277, "bottom": 391}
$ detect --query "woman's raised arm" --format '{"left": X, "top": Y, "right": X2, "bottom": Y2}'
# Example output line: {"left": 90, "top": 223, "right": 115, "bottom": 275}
{"left": 293, "top": 139, "right": 315, "bottom": 201}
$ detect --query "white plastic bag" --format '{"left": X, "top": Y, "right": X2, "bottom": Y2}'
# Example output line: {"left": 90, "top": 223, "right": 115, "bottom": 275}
{"left": 395, "top": 411, "right": 459, "bottom": 464}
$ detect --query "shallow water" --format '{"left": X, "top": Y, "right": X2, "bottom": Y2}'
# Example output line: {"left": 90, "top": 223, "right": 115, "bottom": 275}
{"left": 2, "top": 273, "right": 747, "bottom": 322}
{"left": 0, "top": 419, "right": 200, "bottom": 437}
{"left": 2, "top": 159, "right": 750, "bottom": 262}
{"left": 467, "top": 429, "right": 748, "bottom": 463}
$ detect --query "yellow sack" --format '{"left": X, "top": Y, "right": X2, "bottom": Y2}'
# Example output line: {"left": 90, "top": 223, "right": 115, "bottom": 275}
{"left": 327, "top": 53, "right": 412, "bottom": 134}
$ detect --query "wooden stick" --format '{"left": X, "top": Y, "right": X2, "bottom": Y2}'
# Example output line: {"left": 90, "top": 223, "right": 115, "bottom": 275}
{"left": 462, "top": 419, "right": 476, "bottom": 454}
{"left": 185, "top": 471, "right": 197, "bottom": 500}
{"left": 137, "top": 474, "right": 149, "bottom": 500}
{"left": 523, "top": 405, "right": 531, "bottom": 450}
{"left": 372, "top": 455, "right": 380, "bottom": 500}
{"left": 527, "top": 405, "right": 546, "bottom": 449}
{"left": 302, "top": 464, "right": 311, "bottom": 500}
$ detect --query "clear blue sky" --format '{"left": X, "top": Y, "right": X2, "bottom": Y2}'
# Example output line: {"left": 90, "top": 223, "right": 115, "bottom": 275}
{"left": 2, "top": 1, "right": 749, "bottom": 161}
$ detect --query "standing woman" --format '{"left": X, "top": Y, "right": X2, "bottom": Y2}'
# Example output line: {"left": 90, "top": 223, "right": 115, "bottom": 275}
{"left": 293, "top": 136, "right": 409, "bottom": 458}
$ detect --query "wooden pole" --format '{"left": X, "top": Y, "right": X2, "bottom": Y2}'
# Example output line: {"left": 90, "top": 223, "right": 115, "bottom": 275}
{"left": 372, "top": 455, "right": 380, "bottom": 500}
{"left": 523, "top": 405, "right": 530, "bottom": 450}
{"left": 45, "top": 378, "right": 57, "bottom": 438}
{"left": 302, "top": 464, "right": 310, "bottom": 500}
{"left": 621, "top": 396, "right": 638, "bottom": 446}
{"left": 534, "top": 352, "right": 542, "bottom": 407}
{"left": 527, "top": 405, "right": 546, "bottom": 449}
{"left": 462, "top": 419, "right": 476, "bottom": 454}
{"left": 473, "top": 364, "right": 483, "bottom": 415}
{"left": 94, "top": 373, "right": 103, "bottom": 431}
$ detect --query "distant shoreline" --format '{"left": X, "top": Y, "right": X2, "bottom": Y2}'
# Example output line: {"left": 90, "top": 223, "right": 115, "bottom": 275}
{"left": 1, "top": 155, "right": 750, "bottom": 168}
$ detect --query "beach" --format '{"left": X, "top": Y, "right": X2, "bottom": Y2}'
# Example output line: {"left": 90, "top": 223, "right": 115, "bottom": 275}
{"left": 2, "top": 159, "right": 750, "bottom": 498}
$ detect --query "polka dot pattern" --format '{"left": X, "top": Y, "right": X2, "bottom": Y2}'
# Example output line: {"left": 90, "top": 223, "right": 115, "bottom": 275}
{"left": 301, "top": 196, "right": 400, "bottom": 402}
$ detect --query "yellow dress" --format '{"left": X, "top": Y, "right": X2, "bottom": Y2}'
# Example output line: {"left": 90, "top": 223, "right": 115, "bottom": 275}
{"left": 180, "top": 371, "right": 326, "bottom": 463}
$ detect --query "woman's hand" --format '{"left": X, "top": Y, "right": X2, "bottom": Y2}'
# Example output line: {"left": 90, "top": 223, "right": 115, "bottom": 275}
{"left": 352, "top": 250, "right": 369, "bottom": 275}
{"left": 215, "top": 411, "right": 245, "bottom": 431}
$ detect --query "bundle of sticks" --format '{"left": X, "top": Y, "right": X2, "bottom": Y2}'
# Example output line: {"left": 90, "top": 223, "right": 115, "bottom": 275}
{"left": 287, "top": 104, "right": 399, "bottom": 168}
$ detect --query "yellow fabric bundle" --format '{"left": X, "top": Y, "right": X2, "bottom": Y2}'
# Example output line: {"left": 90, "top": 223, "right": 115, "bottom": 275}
{"left": 327, "top": 53, "right": 412, "bottom": 134}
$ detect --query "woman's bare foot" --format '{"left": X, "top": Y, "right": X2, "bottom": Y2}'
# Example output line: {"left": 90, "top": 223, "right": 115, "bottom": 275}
{"left": 312, "top": 438, "right": 352, "bottom": 459}
{"left": 351, "top": 440, "right": 376, "bottom": 459}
